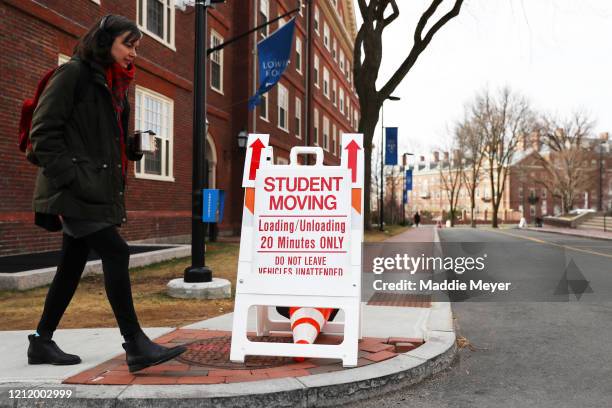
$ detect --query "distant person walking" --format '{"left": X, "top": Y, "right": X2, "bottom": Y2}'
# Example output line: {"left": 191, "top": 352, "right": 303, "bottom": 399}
{"left": 27, "top": 15, "right": 185, "bottom": 372}
{"left": 413, "top": 211, "right": 421, "bottom": 227}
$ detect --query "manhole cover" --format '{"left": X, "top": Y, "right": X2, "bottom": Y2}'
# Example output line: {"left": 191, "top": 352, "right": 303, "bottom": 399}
{"left": 176, "top": 335, "right": 296, "bottom": 368}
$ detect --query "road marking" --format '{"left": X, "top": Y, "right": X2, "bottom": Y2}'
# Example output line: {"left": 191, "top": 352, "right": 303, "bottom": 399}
{"left": 487, "top": 229, "right": 612, "bottom": 259}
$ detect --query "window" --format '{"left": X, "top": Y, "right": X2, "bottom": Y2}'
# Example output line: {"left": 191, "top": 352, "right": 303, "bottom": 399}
{"left": 339, "top": 88, "right": 345, "bottom": 114}
{"left": 295, "top": 36, "right": 302, "bottom": 74}
{"left": 323, "top": 67, "right": 330, "bottom": 98}
{"left": 295, "top": 97, "right": 302, "bottom": 139}
{"left": 134, "top": 86, "right": 174, "bottom": 181}
{"left": 323, "top": 116, "right": 330, "bottom": 151}
{"left": 313, "top": 108, "right": 319, "bottom": 145}
{"left": 323, "top": 23, "right": 330, "bottom": 50}
{"left": 260, "top": 0, "right": 269, "bottom": 38}
{"left": 339, "top": 50, "right": 345, "bottom": 73}
{"left": 313, "top": 54, "right": 320, "bottom": 87}
{"left": 137, "top": 0, "right": 175, "bottom": 48}
{"left": 332, "top": 38, "right": 337, "bottom": 61}
{"left": 277, "top": 83, "right": 289, "bottom": 132}
{"left": 259, "top": 92, "right": 268, "bottom": 121}
{"left": 210, "top": 30, "right": 223, "bottom": 93}
{"left": 346, "top": 97, "right": 351, "bottom": 119}
{"left": 314, "top": 6, "right": 320, "bottom": 34}
{"left": 278, "top": 15, "right": 287, "bottom": 28}
{"left": 332, "top": 79, "right": 337, "bottom": 106}
{"left": 332, "top": 124, "right": 337, "bottom": 155}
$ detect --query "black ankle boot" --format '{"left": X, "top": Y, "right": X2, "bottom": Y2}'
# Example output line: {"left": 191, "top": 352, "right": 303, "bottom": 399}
{"left": 27, "top": 334, "right": 81, "bottom": 365}
{"left": 122, "top": 331, "right": 187, "bottom": 373}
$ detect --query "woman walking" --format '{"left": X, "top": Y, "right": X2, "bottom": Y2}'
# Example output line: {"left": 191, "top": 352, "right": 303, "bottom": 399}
{"left": 28, "top": 15, "right": 186, "bottom": 373}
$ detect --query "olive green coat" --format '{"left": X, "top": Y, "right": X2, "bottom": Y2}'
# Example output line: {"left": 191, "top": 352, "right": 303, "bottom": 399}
{"left": 30, "top": 56, "right": 142, "bottom": 225}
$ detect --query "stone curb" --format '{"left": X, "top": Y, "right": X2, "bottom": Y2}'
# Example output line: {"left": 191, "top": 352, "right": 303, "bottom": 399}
{"left": 0, "top": 245, "right": 190, "bottom": 291}
{"left": 1, "top": 304, "right": 456, "bottom": 408}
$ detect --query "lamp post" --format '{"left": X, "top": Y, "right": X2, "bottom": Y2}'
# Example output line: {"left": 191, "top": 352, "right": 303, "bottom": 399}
{"left": 402, "top": 152, "right": 414, "bottom": 225}
{"left": 379, "top": 95, "right": 400, "bottom": 231}
{"left": 184, "top": 0, "right": 226, "bottom": 283}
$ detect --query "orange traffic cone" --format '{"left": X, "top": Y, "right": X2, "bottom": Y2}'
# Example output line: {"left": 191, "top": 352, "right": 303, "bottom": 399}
{"left": 289, "top": 307, "right": 332, "bottom": 362}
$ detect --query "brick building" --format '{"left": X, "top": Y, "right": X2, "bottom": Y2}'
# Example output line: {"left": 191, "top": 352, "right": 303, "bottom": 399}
{"left": 400, "top": 132, "right": 611, "bottom": 224}
{"left": 0, "top": 0, "right": 360, "bottom": 256}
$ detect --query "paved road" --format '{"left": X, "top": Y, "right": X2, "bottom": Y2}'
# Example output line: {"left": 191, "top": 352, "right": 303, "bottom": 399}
{"left": 354, "top": 227, "right": 612, "bottom": 408}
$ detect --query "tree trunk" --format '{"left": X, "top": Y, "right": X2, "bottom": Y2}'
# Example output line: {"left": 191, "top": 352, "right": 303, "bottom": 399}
{"left": 491, "top": 201, "right": 500, "bottom": 228}
{"left": 360, "top": 113, "right": 379, "bottom": 230}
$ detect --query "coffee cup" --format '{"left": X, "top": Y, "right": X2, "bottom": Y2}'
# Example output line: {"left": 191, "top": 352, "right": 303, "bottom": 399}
{"left": 134, "top": 130, "right": 156, "bottom": 153}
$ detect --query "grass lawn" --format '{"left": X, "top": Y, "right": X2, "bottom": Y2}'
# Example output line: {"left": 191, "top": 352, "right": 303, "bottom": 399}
{"left": 0, "top": 225, "right": 410, "bottom": 331}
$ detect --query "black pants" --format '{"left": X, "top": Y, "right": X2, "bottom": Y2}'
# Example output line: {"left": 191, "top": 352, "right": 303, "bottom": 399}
{"left": 36, "top": 226, "right": 141, "bottom": 338}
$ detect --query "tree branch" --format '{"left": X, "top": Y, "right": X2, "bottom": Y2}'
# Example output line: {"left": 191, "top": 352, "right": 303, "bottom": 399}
{"left": 379, "top": 0, "right": 463, "bottom": 100}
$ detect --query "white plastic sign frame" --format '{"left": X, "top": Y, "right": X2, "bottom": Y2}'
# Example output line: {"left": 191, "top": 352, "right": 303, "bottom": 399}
{"left": 230, "top": 133, "right": 364, "bottom": 367}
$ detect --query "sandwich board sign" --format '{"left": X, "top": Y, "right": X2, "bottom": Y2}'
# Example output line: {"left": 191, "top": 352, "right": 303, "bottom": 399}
{"left": 230, "top": 133, "right": 364, "bottom": 367}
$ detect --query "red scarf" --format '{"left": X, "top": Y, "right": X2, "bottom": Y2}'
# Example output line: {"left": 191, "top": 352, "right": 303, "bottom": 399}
{"left": 105, "top": 62, "right": 135, "bottom": 178}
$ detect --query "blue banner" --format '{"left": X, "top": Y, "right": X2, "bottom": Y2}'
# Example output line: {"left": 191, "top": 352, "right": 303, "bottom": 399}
{"left": 405, "top": 169, "right": 413, "bottom": 191}
{"left": 384, "top": 127, "right": 398, "bottom": 165}
{"left": 248, "top": 18, "right": 296, "bottom": 110}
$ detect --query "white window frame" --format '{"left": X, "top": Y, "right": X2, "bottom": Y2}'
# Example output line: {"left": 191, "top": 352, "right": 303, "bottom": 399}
{"left": 295, "top": 36, "right": 303, "bottom": 74}
{"left": 339, "top": 50, "right": 345, "bottom": 73}
{"left": 277, "top": 83, "right": 289, "bottom": 133}
{"left": 323, "top": 67, "right": 330, "bottom": 98}
{"left": 134, "top": 86, "right": 175, "bottom": 182}
{"left": 58, "top": 53, "right": 70, "bottom": 65}
{"left": 260, "top": 0, "right": 270, "bottom": 38}
{"left": 339, "top": 88, "right": 345, "bottom": 114}
{"left": 314, "top": 6, "right": 320, "bottom": 35}
{"left": 323, "top": 23, "right": 330, "bottom": 50}
{"left": 313, "top": 108, "right": 319, "bottom": 146}
{"left": 210, "top": 30, "right": 224, "bottom": 94}
{"left": 259, "top": 92, "right": 269, "bottom": 122}
{"left": 323, "top": 116, "right": 330, "bottom": 151}
{"left": 313, "top": 54, "right": 320, "bottom": 88}
{"left": 90, "top": 0, "right": 100, "bottom": 4}
{"left": 137, "top": 0, "right": 176, "bottom": 50}
{"left": 295, "top": 97, "right": 302, "bottom": 139}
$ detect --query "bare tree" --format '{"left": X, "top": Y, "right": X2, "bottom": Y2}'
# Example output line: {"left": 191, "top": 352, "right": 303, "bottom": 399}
{"left": 533, "top": 112, "right": 596, "bottom": 213}
{"left": 438, "top": 141, "right": 464, "bottom": 227}
{"left": 471, "top": 87, "right": 534, "bottom": 228}
{"left": 457, "top": 117, "right": 486, "bottom": 227}
{"left": 354, "top": 0, "right": 465, "bottom": 228}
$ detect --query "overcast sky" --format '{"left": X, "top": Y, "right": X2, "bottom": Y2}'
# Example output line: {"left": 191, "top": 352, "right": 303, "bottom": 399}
{"left": 354, "top": 0, "right": 612, "bottom": 159}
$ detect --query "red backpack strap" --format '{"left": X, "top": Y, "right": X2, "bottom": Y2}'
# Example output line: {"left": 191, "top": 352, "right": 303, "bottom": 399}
{"left": 18, "top": 68, "right": 58, "bottom": 153}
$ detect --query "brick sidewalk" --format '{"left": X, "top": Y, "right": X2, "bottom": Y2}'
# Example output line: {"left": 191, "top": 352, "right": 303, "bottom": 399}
{"left": 384, "top": 226, "right": 435, "bottom": 243}
{"left": 62, "top": 329, "right": 424, "bottom": 385}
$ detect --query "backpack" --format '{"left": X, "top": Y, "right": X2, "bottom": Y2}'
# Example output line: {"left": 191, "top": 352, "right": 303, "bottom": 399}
{"left": 18, "top": 62, "right": 89, "bottom": 165}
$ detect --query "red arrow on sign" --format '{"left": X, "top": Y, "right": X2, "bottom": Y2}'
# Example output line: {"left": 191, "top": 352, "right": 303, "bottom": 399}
{"left": 248, "top": 138, "right": 265, "bottom": 180}
{"left": 345, "top": 140, "right": 361, "bottom": 182}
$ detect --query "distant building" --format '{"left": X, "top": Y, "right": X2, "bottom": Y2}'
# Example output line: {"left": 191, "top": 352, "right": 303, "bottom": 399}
{"left": 397, "top": 132, "right": 611, "bottom": 224}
